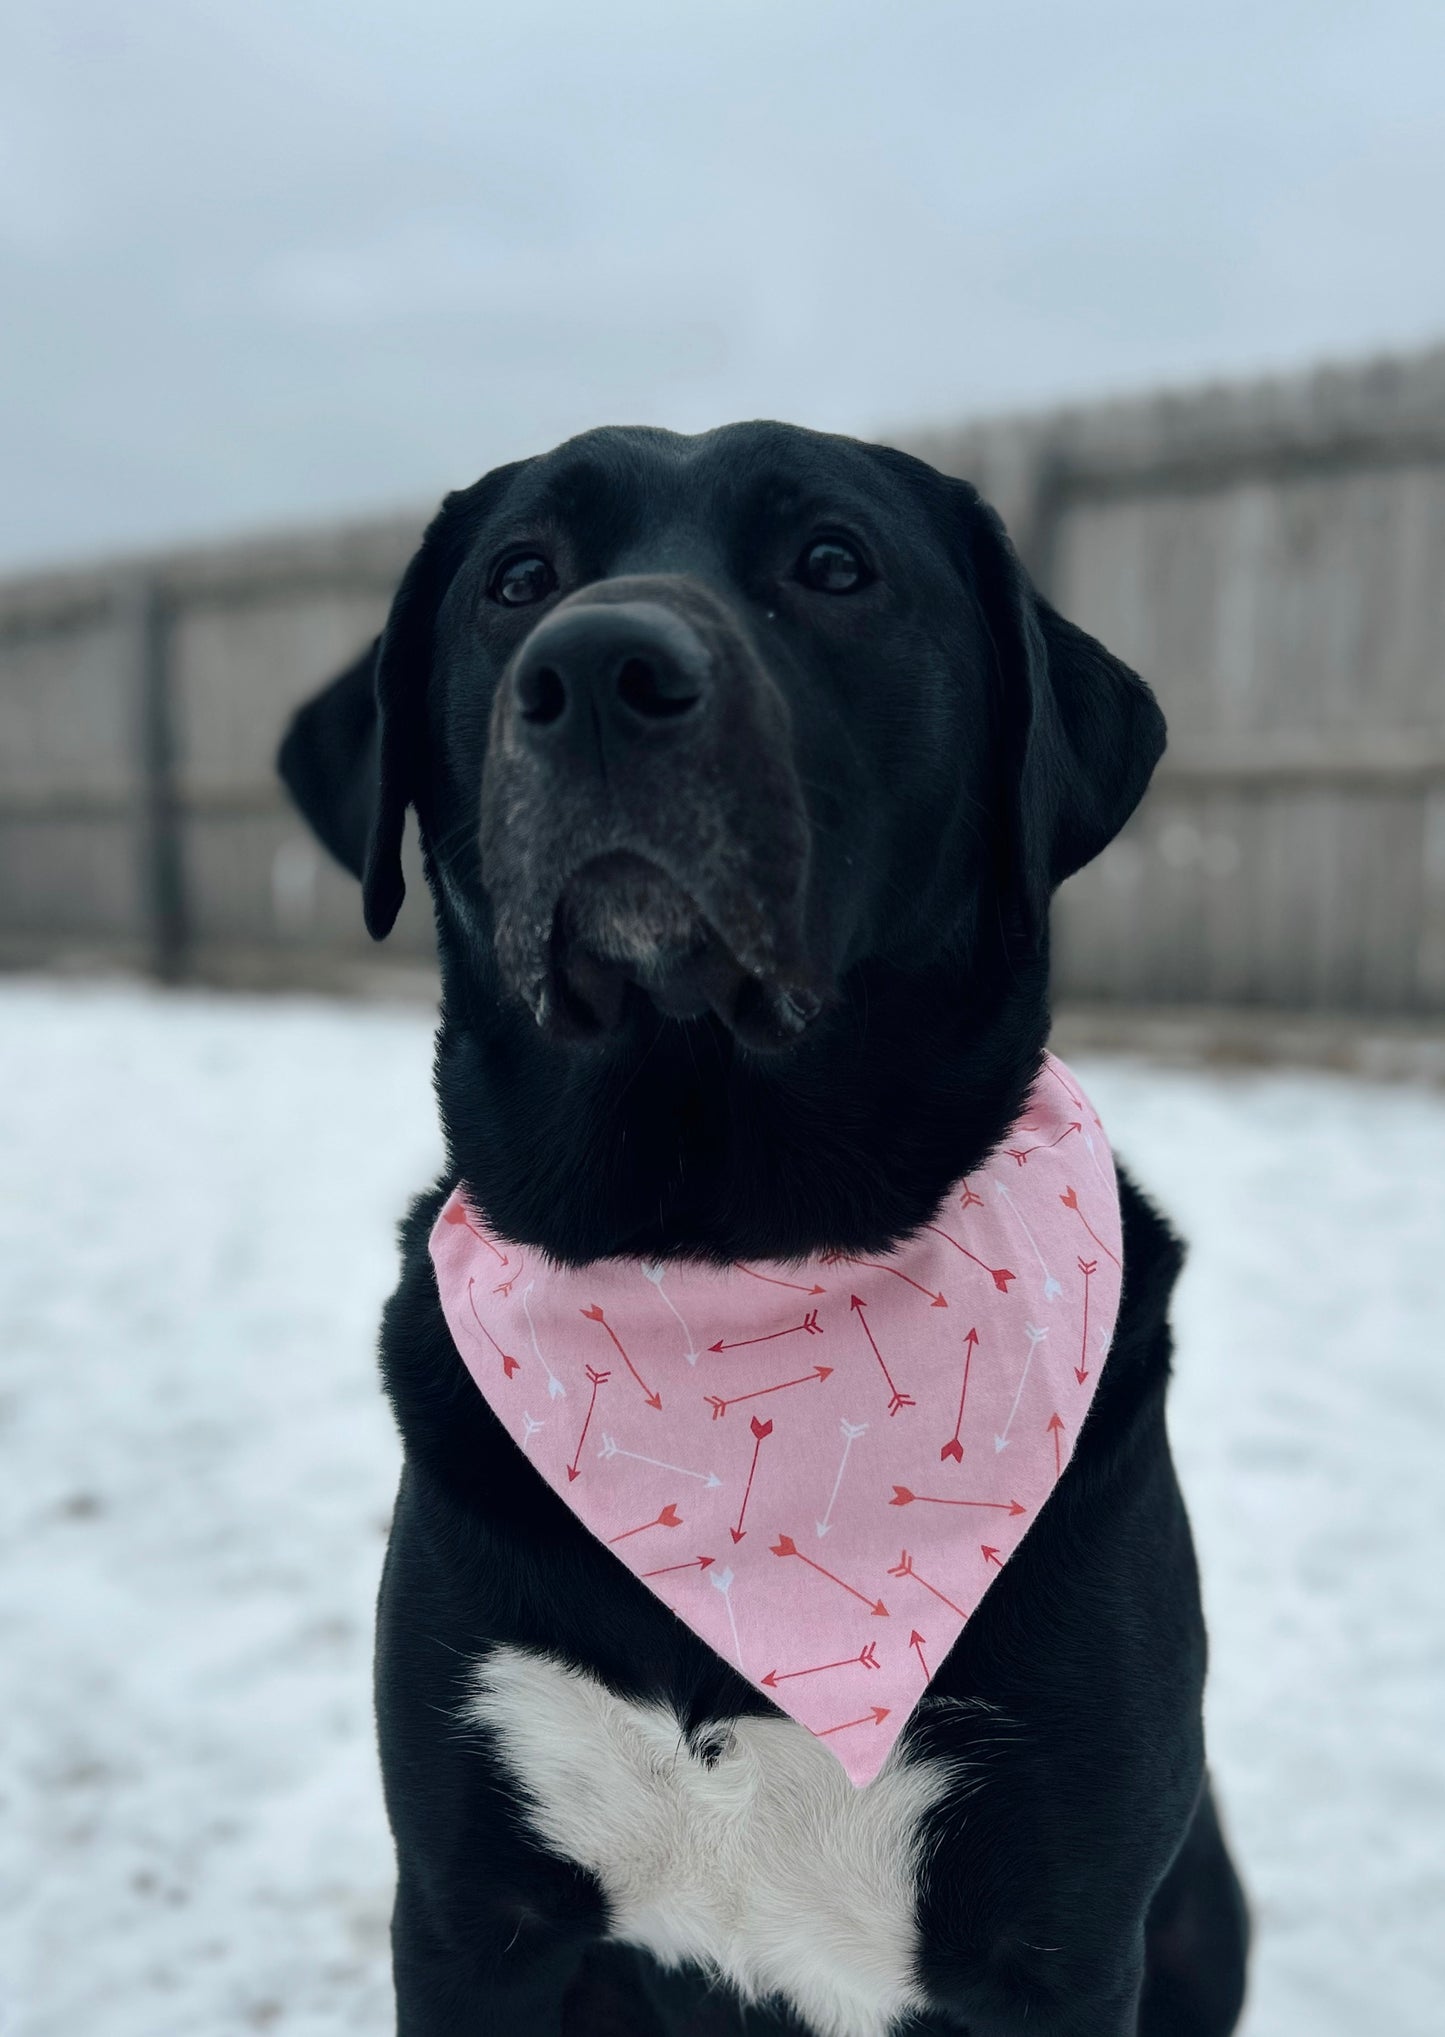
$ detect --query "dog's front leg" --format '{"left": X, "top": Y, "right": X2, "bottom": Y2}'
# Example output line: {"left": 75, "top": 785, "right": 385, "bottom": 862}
{"left": 391, "top": 1868, "right": 599, "bottom": 2037}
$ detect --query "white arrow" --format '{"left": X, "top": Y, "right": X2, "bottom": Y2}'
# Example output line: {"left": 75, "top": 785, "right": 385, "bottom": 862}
{"left": 816, "top": 1419, "right": 869, "bottom": 1537}
{"left": 641, "top": 1261, "right": 701, "bottom": 1364}
{"left": 1082, "top": 1128, "right": 1116, "bottom": 1193}
{"left": 520, "top": 1412, "right": 544, "bottom": 1451}
{"left": 995, "top": 1323, "right": 1049, "bottom": 1452}
{"left": 994, "top": 1182, "right": 1063, "bottom": 1300}
{"left": 708, "top": 1564, "right": 744, "bottom": 1669}
{"left": 521, "top": 1283, "right": 567, "bottom": 1398}
{"left": 597, "top": 1432, "right": 722, "bottom": 1488}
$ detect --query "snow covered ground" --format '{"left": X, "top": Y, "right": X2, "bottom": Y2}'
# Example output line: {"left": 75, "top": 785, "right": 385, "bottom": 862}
{"left": 1, "top": 980, "right": 1442, "bottom": 2036}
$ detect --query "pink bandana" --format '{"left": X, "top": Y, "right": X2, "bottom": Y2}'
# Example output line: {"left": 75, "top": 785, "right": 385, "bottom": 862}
{"left": 429, "top": 1053, "right": 1121, "bottom": 1786}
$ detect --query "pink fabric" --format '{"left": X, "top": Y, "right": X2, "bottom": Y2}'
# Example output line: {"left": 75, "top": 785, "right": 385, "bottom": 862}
{"left": 429, "top": 1052, "right": 1121, "bottom": 1787}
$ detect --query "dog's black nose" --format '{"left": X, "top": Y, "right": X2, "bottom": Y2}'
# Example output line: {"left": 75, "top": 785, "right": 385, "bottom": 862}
{"left": 510, "top": 600, "right": 711, "bottom": 753}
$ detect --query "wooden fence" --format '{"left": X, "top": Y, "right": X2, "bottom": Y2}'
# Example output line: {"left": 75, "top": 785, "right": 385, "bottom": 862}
{"left": 3, "top": 345, "right": 1444, "bottom": 1012}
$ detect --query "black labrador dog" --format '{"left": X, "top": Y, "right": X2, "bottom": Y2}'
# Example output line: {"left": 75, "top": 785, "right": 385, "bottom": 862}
{"left": 279, "top": 423, "right": 1249, "bottom": 2037}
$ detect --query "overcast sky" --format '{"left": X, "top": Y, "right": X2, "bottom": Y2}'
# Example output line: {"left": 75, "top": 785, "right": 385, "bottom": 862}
{"left": 3, "top": 0, "right": 1443, "bottom": 571}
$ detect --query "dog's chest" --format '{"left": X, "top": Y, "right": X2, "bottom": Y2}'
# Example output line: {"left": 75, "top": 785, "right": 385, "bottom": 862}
{"left": 465, "top": 1646, "right": 954, "bottom": 2037}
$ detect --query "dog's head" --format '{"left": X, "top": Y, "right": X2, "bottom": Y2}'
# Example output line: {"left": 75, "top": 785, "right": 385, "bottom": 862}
{"left": 281, "top": 423, "right": 1163, "bottom": 1062}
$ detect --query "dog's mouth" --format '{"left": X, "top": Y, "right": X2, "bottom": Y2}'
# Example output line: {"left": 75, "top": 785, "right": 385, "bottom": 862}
{"left": 543, "top": 852, "right": 822, "bottom": 1051}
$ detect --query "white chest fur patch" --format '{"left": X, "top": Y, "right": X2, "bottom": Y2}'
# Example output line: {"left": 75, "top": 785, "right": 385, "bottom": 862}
{"left": 464, "top": 1645, "right": 953, "bottom": 2037}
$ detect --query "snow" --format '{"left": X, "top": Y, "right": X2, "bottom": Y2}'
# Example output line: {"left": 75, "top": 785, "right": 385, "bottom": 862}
{"left": 1, "top": 980, "right": 1441, "bottom": 2035}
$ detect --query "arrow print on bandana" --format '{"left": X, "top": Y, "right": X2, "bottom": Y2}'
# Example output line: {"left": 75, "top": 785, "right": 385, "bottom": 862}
{"left": 888, "top": 1548, "right": 968, "bottom": 1619}
{"left": 940, "top": 1325, "right": 979, "bottom": 1462}
{"left": 520, "top": 1284, "right": 567, "bottom": 1399}
{"left": 816, "top": 1419, "right": 869, "bottom": 1537}
{"left": 465, "top": 1279, "right": 520, "bottom": 1378}
{"left": 641, "top": 1262, "right": 701, "bottom": 1365}
{"left": 1059, "top": 1187, "right": 1121, "bottom": 1269}
{"left": 761, "top": 1641, "right": 880, "bottom": 1688}
{"left": 566, "top": 1365, "right": 609, "bottom": 1481}
{"left": 608, "top": 1501, "right": 683, "bottom": 1545}
{"left": 995, "top": 1323, "right": 1049, "bottom": 1452}
{"left": 733, "top": 1262, "right": 825, "bottom": 1297}
{"left": 909, "top": 1630, "right": 930, "bottom": 1680}
{"left": 442, "top": 1200, "right": 508, "bottom": 1266}
{"left": 641, "top": 1553, "right": 715, "bottom": 1579}
{"left": 1075, "top": 1258, "right": 1097, "bottom": 1383}
{"left": 708, "top": 1564, "right": 744, "bottom": 1668}
{"left": 520, "top": 1412, "right": 544, "bottom": 1452}
{"left": 580, "top": 1304, "right": 662, "bottom": 1408}
{"left": 814, "top": 1706, "right": 890, "bottom": 1739}
{"left": 890, "top": 1485, "right": 1026, "bottom": 1517}
{"left": 708, "top": 1309, "right": 822, "bottom": 1354}
{"left": 850, "top": 1295, "right": 916, "bottom": 1416}
{"left": 771, "top": 1534, "right": 889, "bottom": 1615}
{"left": 597, "top": 1433, "right": 722, "bottom": 1488}
{"left": 730, "top": 1417, "right": 774, "bottom": 1542}
{"left": 926, "top": 1224, "right": 1016, "bottom": 1295}
{"left": 1005, "top": 1121, "right": 1081, "bottom": 1165}
{"left": 992, "top": 1182, "right": 1063, "bottom": 1300}
{"left": 1048, "top": 1411, "right": 1065, "bottom": 1481}
{"left": 827, "top": 1256, "right": 946, "bottom": 1308}
{"left": 705, "top": 1365, "right": 832, "bottom": 1420}
{"left": 958, "top": 1180, "right": 984, "bottom": 1210}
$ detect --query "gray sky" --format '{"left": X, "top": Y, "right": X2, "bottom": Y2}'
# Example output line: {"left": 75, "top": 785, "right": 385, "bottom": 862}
{"left": 3, "top": 0, "right": 1443, "bottom": 571}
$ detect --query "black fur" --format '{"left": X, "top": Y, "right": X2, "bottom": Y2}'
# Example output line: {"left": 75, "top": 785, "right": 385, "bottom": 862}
{"left": 278, "top": 423, "right": 1247, "bottom": 2035}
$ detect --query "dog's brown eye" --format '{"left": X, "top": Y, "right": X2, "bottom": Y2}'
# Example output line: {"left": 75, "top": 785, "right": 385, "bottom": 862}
{"left": 491, "top": 554, "right": 557, "bottom": 607}
{"left": 797, "top": 537, "right": 867, "bottom": 594}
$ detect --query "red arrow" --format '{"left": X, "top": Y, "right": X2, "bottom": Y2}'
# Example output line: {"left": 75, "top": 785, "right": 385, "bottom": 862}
{"left": 706, "top": 1366, "right": 833, "bottom": 1420}
{"left": 1075, "top": 1255, "right": 1096, "bottom": 1382}
{"left": 890, "top": 1485, "right": 1025, "bottom": 1516}
{"left": 443, "top": 1199, "right": 508, "bottom": 1265}
{"left": 731, "top": 1416, "right": 773, "bottom": 1541}
{"left": 837, "top": 1259, "right": 947, "bottom": 1308}
{"left": 887, "top": 1548, "right": 968, "bottom": 1618}
{"left": 814, "top": 1706, "right": 890, "bottom": 1737}
{"left": 465, "top": 1278, "right": 520, "bottom": 1378}
{"left": 909, "top": 1629, "right": 929, "bottom": 1679}
{"left": 567, "top": 1365, "right": 609, "bottom": 1481}
{"left": 641, "top": 1553, "right": 715, "bottom": 1579}
{"left": 771, "top": 1534, "right": 888, "bottom": 1615}
{"left": 981, "top": 1545, "right": 1003, "bottom": 1568}
{"left": 709, "top": 1309, "right": 822, "bottom": 1353}
{"left": 1047, "top": 1411, "right": 1065, "bottom": 1481}
{"left": 958, "top": 1180, "right": 984, "bottom": 1210}
{"left": 850, "top": 1295, "right": 916, "bottom": 1416}
{"left": 491, "top": 1254, "right": 525, "bottom": 1299}
{"left": 761, "top": 1641, "right": 880, "bottom": 1688}
{"left": 926, "top": 1225, "right": 1016, "bottom": 1294}
{"left": 733, "top": 1262, "right": 825, "bottom": 1296}
{"left": 940, "top": 1324, "right": 978, "bottom": 1462}
{"left": 1059, "top": 1187, "right": 1121, "bottom": 1268}
{"left": 580, "top": 1303, "right": 662, "bottom": 1408}
{"left": 608, "top": 1501, "right": 683, "bottom": 1545}
{"left": 1005, "top": 1121, "right": 1081, "bottom": 1165}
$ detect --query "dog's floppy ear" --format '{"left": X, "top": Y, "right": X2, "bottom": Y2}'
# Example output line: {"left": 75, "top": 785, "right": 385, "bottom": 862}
{"left": 963, "top": 485, "right": 1166, "bottom": 944}
{"left": 277, "top": 639, "right": 382, "bottom": 885}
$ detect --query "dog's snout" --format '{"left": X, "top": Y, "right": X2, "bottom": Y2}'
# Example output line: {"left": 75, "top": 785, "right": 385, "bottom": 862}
{"left": 510, "top": 600, "right": 711, "bottom": 750}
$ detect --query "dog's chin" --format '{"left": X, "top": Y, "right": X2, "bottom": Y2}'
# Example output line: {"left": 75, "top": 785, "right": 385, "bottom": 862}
{"left": 525, "top": 853, "right": 823, "bottom": 1053}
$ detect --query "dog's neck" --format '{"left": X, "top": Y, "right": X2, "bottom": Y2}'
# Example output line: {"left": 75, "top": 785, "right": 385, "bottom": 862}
{"left": 432, "top": 938, "right": 1051, "bottom": 1267}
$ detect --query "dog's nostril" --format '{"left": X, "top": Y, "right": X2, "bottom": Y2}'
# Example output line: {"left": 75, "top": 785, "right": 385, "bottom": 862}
{"left": 517, "top": 664, "right": 566, "bottom": 725}
{"left": 616, "top": 654, "right": 701, "bottom": 720}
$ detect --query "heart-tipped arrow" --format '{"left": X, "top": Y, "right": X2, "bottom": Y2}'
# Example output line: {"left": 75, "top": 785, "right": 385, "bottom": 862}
{"left": 814, "top": 1705, "right": 890, "bottom": 1738}
{"left": 731, "top": 1416, "right": 773, "bottom": 1542}
{"left": 1005, "top": 1121, "right": 1081, "bottom": 1165}
{"left": 888, "top": 1548, "right": 968, "bottom": 1619}
{"left": 641, "top": 1553, "right": 715, "bottom": 1579}
{"left": 761, "top": 1641, "right": 880, "bottom": 1688}
{"left": 993, "top": 1183, "right": 1063, "bottom": 1300}
{"left": 443, "top": 1199, "right": 508, "bottom": 1264}
{"left": 705, "top": 1365, "right": 833, "bottom": 1420}
{"left": 707, "top": 1563, "right": 744, "bottom": 1668}
{"left": 771, "top": 1534, "right": 888, "bottom": 1615}
{"left": 940, "top": 1325, "right": 979, "bottom": 1462}
{"left": 580, "top": 1303, "right": 662, "bottom": 1408}
{"left": 1047, "top": 1411, "right": 1065, "bottom": 1481}
{"left": 566, "top": 1365, "right": 609, "bottom": 1481}
{"left": 909, "top": 1629, "right": 929, "bottom": 1680}
{"left": 835, "top": 1258, "right": 947, "bottom": 1308}
{"left": 597, "top": 1433, "right": 722, "bottom": 1488}
{"left": 733, "top": 1262, "right": 825, "bottom": 1296}
{"left": 1058, "top": 1186, "right": 1121, "bottom": 1268}
{"left": 816, "top": 1419, "right": 868, "bottom": 1537}
{"left": 608, "top": 1501, "right": 683, "bottom": 1545}
{"left": 850, "top": 1295, "right": 916, "bottom": 1416}
{"left": 465, "top": 1279, "right": 520, "bottom": 1378}
{"left": 1075, "top": 1257, "right": 1096, "bottom": 1383}
{"left": 926, "top": 1225, "right": 1016, "bottom": 1294}
{"left": 995, "top": 1324, "right": 1049, "bottom": 1452}
{"left": 889, "top": 1485, "right": 1026, "bottom": 1516}
{"left": 708, "top": 1309, "right": 822, "bottom": 1354}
